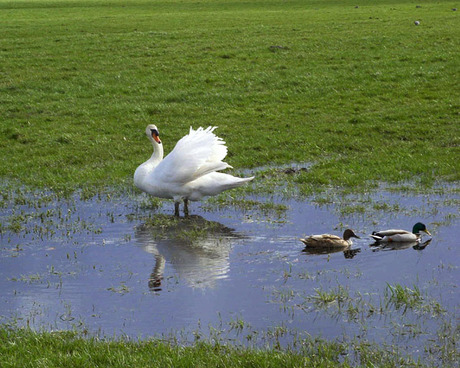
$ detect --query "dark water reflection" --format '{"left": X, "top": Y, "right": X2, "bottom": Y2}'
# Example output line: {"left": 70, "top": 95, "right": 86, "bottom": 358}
{"left": 0, "top": 188, "right": 458, "bottom": 363}
{"left": 302, "top": 246, "right": 362, "bottom": 259}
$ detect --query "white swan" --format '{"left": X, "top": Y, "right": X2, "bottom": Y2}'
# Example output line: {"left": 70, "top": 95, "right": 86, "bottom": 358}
{"left": 134, "top": 125, "right": 254, "bottom": 216}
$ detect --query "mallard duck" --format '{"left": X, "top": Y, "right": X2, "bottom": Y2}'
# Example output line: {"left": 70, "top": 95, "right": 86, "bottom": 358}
{"left": 300, "top": 229, "right": 360, "bottom": 249}
{"left": 134, "top": 125, "right": 254, "bottom": 216}
{"left": 370, "top": 222, "right": 431, "bottom": 243}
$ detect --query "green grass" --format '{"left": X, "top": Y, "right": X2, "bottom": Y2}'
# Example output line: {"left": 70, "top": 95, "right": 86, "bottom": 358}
{"left": 0, "top": 325, "right": 437, "bottom": 368}
{"left": 310, "top": 285, "right": 350, "bottom": 307}
{"left": 1, "top": 0, "right": 458, "bottom": 192}
{"left": 384, "top": 283, "right": 446, "bottom": 316}
{"left": 385, "top": 283, "right": 423, "bottom": 311}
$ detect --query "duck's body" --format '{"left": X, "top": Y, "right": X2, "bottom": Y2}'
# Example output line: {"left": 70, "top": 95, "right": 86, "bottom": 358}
{"left": 370, "top": 222, "right": 431, "bottom": 243}
{"left": 300, "top": 229, "right": 360, "bottom": 249}
{"left": 134, "top": 125, "right": 254, "bottom": 216}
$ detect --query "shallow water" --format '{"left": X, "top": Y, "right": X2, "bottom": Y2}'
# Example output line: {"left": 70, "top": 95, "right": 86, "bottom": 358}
{"left": 0, "top": 188, "right": 458, "bottom": 360}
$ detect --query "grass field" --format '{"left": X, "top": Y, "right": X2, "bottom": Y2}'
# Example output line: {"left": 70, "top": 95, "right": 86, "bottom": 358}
{"left": 1, "top": 0, "right": 458, "bottom": 191}
{"left": 0, "top": 325, "right": 443, "bottom": 368}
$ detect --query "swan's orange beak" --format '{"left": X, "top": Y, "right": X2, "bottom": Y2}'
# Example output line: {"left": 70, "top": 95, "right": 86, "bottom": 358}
{"left": 151, "top": 130, "right": 161, "bottom": 144}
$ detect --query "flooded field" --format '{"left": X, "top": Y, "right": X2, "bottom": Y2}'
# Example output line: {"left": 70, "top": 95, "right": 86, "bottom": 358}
{"left": 0, "top": 187, "right": 458, "bottom": 362}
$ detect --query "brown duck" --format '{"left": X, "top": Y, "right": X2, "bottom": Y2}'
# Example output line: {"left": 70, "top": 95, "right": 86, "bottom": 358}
{"left": 300, "top": 229, "right": 360, "bottom": 249}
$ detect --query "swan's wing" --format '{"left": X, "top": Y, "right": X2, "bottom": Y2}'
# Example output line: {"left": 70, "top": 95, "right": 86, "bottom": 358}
{"left": 155, "top": 127, "right": 231, "bottom": 184}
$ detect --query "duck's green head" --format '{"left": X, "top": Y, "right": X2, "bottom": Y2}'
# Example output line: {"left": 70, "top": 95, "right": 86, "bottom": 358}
{"left": 412, "top": 222, "right": 431, "bottom": 236}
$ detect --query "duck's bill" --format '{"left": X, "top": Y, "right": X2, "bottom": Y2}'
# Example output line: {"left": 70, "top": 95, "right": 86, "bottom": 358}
{"left": 424, "top": 229, "right": 431, "bottom": 236}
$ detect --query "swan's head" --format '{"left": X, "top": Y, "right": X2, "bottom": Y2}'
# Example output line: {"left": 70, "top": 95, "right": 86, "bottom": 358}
{"left": 146, "top": 124, "right": 161, "bottom": 145}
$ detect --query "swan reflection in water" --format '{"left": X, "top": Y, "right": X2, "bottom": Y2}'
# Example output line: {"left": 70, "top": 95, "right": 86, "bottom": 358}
{"left": 370, "top": 239, "right": 432, "bottom": 252}
{"left": 135, "top": 215, "right": 244, "bottom": 291}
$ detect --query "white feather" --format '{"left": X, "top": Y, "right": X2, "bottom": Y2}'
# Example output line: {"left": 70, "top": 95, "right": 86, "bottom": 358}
{"left": 134, "top": 125, "right": 254, "bottom": 214}
{"left": 155, "top": 126, "right": 230, "bottom": 184}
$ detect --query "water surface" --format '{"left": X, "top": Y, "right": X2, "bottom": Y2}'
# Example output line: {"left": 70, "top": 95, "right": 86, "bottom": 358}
{"left": 0, "top": 188, "right": 458, "bottom": 361}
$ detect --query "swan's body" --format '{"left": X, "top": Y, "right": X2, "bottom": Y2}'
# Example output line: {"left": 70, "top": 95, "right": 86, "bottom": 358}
{"left": 370, "top": 222, "right": 431, "bottom": 243}
{"left": 300, "top": 229, "right": 360, "bottom": 249}
{"left": 134, "top": 125, "right": 254, "bottom": 216}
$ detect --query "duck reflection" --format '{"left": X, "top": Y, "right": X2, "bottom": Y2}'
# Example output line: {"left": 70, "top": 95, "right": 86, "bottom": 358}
{"left": 302, "top": 247, "right": 361, "bottom": 259}
{"left": 370, "top": 239, "right": 432, "bottom": 252}
{"left": 135, "top": 215, "right": 244, "bottom": 291}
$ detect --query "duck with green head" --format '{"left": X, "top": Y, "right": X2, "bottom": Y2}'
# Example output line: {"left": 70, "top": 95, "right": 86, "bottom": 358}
{"left": 370, "top": 222, "right": 431, "bottom": 243}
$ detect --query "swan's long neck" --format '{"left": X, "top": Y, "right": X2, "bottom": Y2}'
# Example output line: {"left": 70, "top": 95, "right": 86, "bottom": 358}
{"left": 150, "top": 140, "right": 164, "bottom": 165}
{"left": 134, "top": 130, "right": 164, "bottom": 191}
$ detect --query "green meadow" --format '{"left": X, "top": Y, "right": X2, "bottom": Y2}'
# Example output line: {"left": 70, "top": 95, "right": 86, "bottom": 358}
{"left": 1, "top": 324, "right": 450, "bottom": 368}
{"left": 1, "top": 0, "right": 458, "bottom": 192}
{"left": 0, "top": 0, "right": 459, "bottom": 366}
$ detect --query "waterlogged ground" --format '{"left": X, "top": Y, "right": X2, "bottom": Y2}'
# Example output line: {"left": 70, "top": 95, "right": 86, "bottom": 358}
{"left": 0, "top": 186, "right": 458, "bottom": 363}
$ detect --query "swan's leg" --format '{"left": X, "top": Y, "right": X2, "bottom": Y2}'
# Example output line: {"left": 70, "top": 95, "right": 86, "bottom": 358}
{"left": 184, "top": 199, "right": 189, "bottom": 217}
{"left": 174, "top": 202, "right": 180, "bottom": 217}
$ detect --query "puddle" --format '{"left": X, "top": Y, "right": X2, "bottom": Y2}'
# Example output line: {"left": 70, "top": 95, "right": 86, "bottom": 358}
{"left": 0, "top": 188, "right": 458, "bottom": 361}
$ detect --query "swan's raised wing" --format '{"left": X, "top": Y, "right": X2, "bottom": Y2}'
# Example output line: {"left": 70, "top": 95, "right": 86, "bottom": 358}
{"left": 155, "top": 127, "right": 231, "bottom": 184}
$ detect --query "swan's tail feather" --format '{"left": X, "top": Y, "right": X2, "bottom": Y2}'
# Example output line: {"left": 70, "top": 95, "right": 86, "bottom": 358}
{"left": 192, "top": 173, "right": 254, "bottom": 198}
{"left": 216, "top": 175, "right": 255, "bottom": 191}
{"left": 192, "top": 162, "right": 232, "bottom": 180}
{"left": 236, "top": 176, "right": 255, "bottom": 184}
{"left": 225, "top": 175, "right": 254, "bottom": 183}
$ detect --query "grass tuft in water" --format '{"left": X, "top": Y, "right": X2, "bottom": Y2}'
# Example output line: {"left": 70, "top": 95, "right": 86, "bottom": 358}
{"left": 309, "top": 285, "right": 350, "bottom": 308}
{"left": 384, "top": 283, "right": 446, "bottom": 317}
{"left": 385, "top": 283, "right": 423, "bottom": 311}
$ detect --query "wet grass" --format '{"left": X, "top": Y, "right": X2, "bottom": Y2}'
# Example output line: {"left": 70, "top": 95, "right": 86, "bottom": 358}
{"left": 0, "top": 324, "right": 447, "bottom": 368}
{"left": 384, "top": 283, "right": 446, "bottom": 316}
{"left": 1, "top": 186, "right": 458, "bottom": 365}
{"left": 385, "top": 283, "right": 423, "bottom": 312}
{"left": 267, "top": 275, "right": 458, "bottom": 366}
{"left": 310, "top": 285, "right": 350, "bottom": 307}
